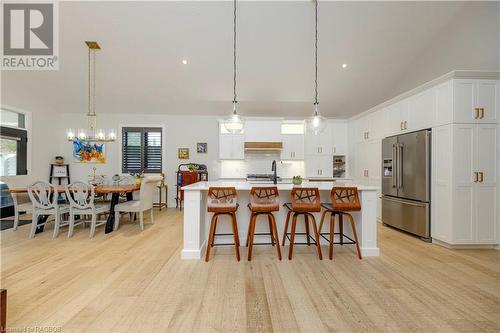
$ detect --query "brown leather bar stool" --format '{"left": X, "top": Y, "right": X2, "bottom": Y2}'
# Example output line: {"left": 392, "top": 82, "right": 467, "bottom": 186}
{"left": 282, "top": 187, "right": 323, "bottom": 260}
{"left": 246, "top": 187, "right": 281, "bottom": 261}
{"left": 205, "top": 187, "right": 240, "bottom": 262}
{"left": 319, "top": 187, "right": 362, "bottom": 260}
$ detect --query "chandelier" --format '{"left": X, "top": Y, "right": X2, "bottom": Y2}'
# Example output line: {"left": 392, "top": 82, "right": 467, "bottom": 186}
{"left": 66, "top": 41, "right": 116, "bottom": 142}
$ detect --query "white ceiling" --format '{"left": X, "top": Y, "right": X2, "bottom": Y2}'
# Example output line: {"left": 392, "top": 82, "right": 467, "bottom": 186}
{"left": 2, "top": 1, "right": 499, "bottom": 118}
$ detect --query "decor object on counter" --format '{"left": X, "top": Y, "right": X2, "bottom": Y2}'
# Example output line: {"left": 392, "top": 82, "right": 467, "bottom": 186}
{"left": 292, "top": 176, "right": 303, "bottom": 185}
{"left": 49, "top": 164, "right": 70, "bottom": 186}
{"left": 130, "top": 172, "right": 144, "bottom": 187}
{"left": 72, "top": 138, "right": 106, "bottom": 163}
{"left": 305, "top": 0, "right": 327, "bottom": 135}
{"left": 197, "top": 142, "right": 207, "bottom": 153}
{"left": 175, "top": 163, "right": 208, "bottom": 209}
{"left": 178, "top": 148, "right": 189, "bottom": 159}
{"left": 54, "top": 156, "right": 64, "bottom": 165}
{"left": 222, "top": 0, "right": 245, "bottom": 134}
{"left": 66, "top": 41, "right": 116, "bottom": 143}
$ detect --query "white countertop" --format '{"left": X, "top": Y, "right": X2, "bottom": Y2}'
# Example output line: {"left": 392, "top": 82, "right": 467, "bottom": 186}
{"left": 182, "top": 180, "right": 378, "bottom": 191}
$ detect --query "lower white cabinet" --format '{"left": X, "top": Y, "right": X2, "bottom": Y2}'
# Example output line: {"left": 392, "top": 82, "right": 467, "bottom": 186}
{"left": 305, "top": 155, "right": 333, "bottom": 178}
{"left": 432, "top": 123, "right": 498, "bottom": 244}
{"left": 219, "top": 133, "right": 244, "bottom": 160}
{"left": 281, "top": 134, "right": 304, "bottom": 160}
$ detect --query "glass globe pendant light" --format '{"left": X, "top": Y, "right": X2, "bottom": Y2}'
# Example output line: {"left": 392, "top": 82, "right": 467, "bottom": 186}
{"left": 306, "top": 0, "right": 327, "bottom": 135}
{"left": 223, "top": 0, "right": 245, "bottom": 134}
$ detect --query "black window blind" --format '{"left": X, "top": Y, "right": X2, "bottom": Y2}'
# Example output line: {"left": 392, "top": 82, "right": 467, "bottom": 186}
{"left": 122, "top": 127, "right": 162, "bottom": 173}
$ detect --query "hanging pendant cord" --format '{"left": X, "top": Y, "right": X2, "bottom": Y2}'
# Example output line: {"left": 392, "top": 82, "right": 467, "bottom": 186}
{"left": 314, "top": 0, "right": 318, "bottom": 106}
{"left": 233, "top": 0, "right": 237, "bottom": 105}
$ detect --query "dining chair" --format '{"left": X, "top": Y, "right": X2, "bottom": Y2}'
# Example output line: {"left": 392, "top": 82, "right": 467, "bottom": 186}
{"left": 27, "top": 181, "right": 69, "bottom": 238}
{"left": 113, "top": 175, "right": 163, "bottom": 231}
{"left": 65, "top": 182, "right": 110, "bottom": 238}
{"left": 1, "top": 177, "right": 34, "bottom": 230}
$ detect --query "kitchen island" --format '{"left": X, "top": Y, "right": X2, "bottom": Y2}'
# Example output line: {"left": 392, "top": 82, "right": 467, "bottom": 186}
{"left": 181, "top": 181, "right": 379, "bottom": 259}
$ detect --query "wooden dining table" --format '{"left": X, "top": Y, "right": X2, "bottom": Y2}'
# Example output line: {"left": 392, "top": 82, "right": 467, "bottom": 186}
{"left": 6, "top": 184, "right": 140, "bottom": 234}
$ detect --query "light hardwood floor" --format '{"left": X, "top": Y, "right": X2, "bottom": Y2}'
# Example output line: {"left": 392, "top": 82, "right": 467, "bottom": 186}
{"left": 1, "top": 209, "right": 499, "bottom": 333}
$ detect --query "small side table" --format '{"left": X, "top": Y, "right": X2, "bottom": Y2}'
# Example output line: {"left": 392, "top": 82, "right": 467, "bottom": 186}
{"left": 154, "top": 184, "right": 167, "bottom": 210}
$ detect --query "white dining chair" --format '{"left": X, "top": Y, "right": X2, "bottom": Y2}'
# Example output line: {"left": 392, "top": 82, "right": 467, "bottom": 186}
{"left": 1, "top": 176, "right": 34, "bottom": 230}
{"left": 113, "top": 175, "right": 163, "bottom": 231}
{"left": 65, "top": 182, "right": 110, "bottom": 238}
{"left": 27, "top": 181, "right": 69, "bottom": 238}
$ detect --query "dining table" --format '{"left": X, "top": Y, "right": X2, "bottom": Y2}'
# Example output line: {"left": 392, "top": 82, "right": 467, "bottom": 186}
{"left": 6, "top": 184, "right": 140, "bottom": 234}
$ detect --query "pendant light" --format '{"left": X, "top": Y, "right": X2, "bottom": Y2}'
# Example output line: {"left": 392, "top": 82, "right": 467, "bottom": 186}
{"left": 223, "top": 0, "right": 245, "bottom": 134}
{"left": 306, "top": 0, "right": 327, "bottom": 135}
{"left": 66, "top": 41, "right": 116, "bottom": 142}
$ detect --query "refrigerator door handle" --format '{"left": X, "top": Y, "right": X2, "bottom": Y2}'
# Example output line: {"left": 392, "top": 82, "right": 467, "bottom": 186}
{"left": 392, "top": 143, "right": 397, "bottom": 188}
{"left": 397, "top": 143, "right": 403, "bottom": 190}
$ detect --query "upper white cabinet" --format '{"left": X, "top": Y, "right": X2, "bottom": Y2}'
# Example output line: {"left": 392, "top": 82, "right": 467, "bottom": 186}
{"left": 219, "top": 123, "right": 245, "bottom": 159}
{"left": 454, "top": 79, "right": 499, "bottom": 123}
{"left": 331, "top": 122, "right": 348, "bottom": 155}
{"left": 305, "top": 123, "right": 333, "bottom": 155}
{"left": 244, "top": 120, "right": 282, "bottom": 142}
{"left": 407, "top": 88, "right": 436, "bottom": 131}
{"left": 385, "top": 100, "right": 409, "bottom": 135}
{"left": 281, "top": 134, "right": 304, "bottom": 160}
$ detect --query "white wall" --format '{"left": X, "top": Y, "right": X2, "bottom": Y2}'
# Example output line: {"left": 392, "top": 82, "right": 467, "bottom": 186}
{"left": 220, "top": 152, "right": 304, "bottom": 179}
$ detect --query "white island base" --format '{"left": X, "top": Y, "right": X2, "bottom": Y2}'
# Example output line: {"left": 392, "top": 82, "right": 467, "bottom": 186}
{"left": 181, "top": 181, "right": 379, "bottom": 260}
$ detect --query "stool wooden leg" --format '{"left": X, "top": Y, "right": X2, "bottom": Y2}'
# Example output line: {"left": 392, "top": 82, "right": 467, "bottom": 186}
{"left": 288, "top": 213, "right": 298, "bottom": 260}
{"left": 270, "top": 214, "right": 282, "bottom": 260}
{"left": 205, "top": 214, "right": 217, "bottom": 262}
{"left": 304, "top": 215, "right": 311, "bottom": 246}
{"left": 339, "top": 214, "right": 344, "bottom": 245}
{"left": 346, "top": 213, "right": 362, "bottom": 259}
{"left": 308, "top": 213, "right": 323, "bottom": 260}
{"left": 246, "top": 213, "right": 253, "bottom": 247}
{"left": 329, "top": 213, "right": 335, "bottom": 260}
{"left": 282, "top": 211, "right": 291, "bottom": 246}
{"left": 267, "top": 215, "right": 275, "bottom": 246}
{"left": 230, "top": 213, "right": 241, "bottom": 261}
{"left": 247, "top": 214, "right": 257, "bottom": 261}
{"left": 319, "top": 210, "right": 328, "bottom": 235}
{"left": 212, "top": 215, "right": 219, "bottom": 247}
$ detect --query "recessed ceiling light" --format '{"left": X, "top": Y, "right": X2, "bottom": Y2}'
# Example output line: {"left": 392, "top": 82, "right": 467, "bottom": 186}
{"left": 182, "top": 59, "right": 188, "bottom": 65}
{"left": 342, "top": 63, "right": 348, "bottom": 69}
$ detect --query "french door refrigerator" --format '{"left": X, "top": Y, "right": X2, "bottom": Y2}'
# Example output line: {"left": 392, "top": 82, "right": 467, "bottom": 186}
{"left": 381, "top": 129, "right": 431, "bottom": 240}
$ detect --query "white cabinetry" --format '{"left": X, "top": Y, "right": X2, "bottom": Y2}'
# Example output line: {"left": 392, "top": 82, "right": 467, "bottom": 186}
{"left": 281, "top": 134, "right": 304, "bottom": 160}
{"left": 331, "top": 122, "right": 348, "bottom": 155}
{"left": 305, "top": 124, "right": 333, "bottom": 155}
{"left": 453, "top": 79, "right": 499, "bottom": 123}
{"left": 407, "top": 88, "right": 436, "bottom": 130}
{"left": 244, "top": 120, "right": 282, "bottom": 142}
{"left": 219, "top": 133, "right": 244, "bottom": 160}
{"left": 385, "top": 100, "right": 409, "bottom": 134}
{"left": 306, "top": 155, "right": 333, "bottom": 178}
{"left": 432, "top": 123, "right": 498, "bottom": 244}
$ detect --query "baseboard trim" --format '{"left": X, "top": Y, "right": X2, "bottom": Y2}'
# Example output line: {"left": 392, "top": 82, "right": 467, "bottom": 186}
{"left": 433, "top": 238, "right": 499, "bottom": 250}
{"left": 181, "top": 240, "right": 206, "bottom": 260}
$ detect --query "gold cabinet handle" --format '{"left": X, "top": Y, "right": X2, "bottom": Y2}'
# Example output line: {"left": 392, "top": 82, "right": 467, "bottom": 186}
{"left": 479, "top": 172, "right": 484, "bottom": 183}
{"left": 473, "top": 172, "right": 478, "bottom": 182}
{"left": 480, "top": 108, "right": 485, "bottom": 119}
{"left": 474, "top": 108, "right": 479, "bottom": 119}
{"left": 400, "top": 122, "right": 404, "bottom": 130}
{"left": 404, "top": 121, "right": 407, "bottom": 130}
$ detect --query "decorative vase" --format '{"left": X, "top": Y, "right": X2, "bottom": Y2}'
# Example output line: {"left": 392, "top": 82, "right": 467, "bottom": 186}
{"left": 135, "top": 178, "right": 142, "bottom": 187}
{"left": 54, "top": 157, "right": 64, "bottom": 165}
{"left": 292, "top": 176, "right": 303, "bottom": 186}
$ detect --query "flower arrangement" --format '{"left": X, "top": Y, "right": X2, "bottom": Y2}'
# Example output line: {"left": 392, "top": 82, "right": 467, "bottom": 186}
{"left": 292, "top": 175, "right": 303, "bottom": 185}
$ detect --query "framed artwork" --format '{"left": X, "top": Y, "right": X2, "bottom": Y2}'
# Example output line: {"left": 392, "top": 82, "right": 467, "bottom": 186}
{"left": 197, "top": 142, "right": 207, "bottom": 153}
{"left": 73, "top": 139, "right": 106, "bottom": 164}
{"left": 52, "top": 165, "right": 68, "bottom": 177}
{"left": 178, "top": 148, "right": 189, "bottom": 159}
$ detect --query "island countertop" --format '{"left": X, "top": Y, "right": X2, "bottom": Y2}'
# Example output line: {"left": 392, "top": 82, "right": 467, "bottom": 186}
{"left": 182, "top": 180, "right": 378, "bottom": 191}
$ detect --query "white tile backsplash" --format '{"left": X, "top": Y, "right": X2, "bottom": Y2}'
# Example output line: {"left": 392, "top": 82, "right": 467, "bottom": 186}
{"left": 219, "top": 152, "right": 305, "bottom": 179}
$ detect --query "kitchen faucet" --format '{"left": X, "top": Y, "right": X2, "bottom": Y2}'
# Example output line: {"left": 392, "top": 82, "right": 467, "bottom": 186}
{"left": 271, "top": 160, "right": 277, "bottom": 184}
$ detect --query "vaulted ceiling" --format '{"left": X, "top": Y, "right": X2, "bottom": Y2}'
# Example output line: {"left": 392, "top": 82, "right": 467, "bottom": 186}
{"left": 2, "top": 1, "right": 499, "bottom": 118}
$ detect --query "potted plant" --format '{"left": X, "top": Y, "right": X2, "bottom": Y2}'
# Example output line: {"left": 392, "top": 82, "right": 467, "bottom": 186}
{"left": 54, "top": 156, "right": 64, "bottom": 165}
{"left": 292, "top": 175, "right": 303, "bottom": 186}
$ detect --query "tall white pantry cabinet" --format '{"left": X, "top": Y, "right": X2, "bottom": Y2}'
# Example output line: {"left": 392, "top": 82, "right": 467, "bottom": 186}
{"left": 432, "top": 78, "right": 499, "bottom": 246}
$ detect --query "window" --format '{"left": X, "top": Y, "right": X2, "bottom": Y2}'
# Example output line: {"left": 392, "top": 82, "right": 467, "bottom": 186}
{"left": 1, "top": 109, "right": 28, "bottom": 176}
{"left": 122, "top": 127, "right": 162, "bottom": 173}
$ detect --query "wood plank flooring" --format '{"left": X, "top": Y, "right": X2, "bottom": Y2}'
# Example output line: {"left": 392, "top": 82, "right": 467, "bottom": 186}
{"left": 1, "top": 209, "right": 499, "bottom": 332}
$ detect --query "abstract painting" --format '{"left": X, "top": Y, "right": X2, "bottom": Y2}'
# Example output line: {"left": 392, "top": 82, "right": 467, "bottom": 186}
{"left": 72, "top": 139, "right": 106, "bottom": 163}
{"left": 197, "top": 142, "right": 207, "bottom": 153}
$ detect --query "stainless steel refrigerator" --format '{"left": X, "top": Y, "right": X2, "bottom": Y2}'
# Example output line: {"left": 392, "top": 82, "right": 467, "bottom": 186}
{"left": 381, "top": 129, "right": 431, "bottom": 241}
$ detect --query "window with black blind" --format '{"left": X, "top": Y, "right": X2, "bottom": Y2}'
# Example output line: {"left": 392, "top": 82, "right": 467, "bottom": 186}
{"left": 122, "top": 127, "right": 162, "bottom": 173}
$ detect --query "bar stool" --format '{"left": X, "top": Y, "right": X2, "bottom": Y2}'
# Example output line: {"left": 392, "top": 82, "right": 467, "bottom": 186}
{"left": 282, "top": 187, "right": 322, "bottom": 260}
{"left": 319, "top": 187, "right": 362, "bottom": 260}
{"left": 205, "top": 187, "right": 240, "bottom": 262}
{"left": 246, "top": 187, "right": 281, "bottom": 261}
